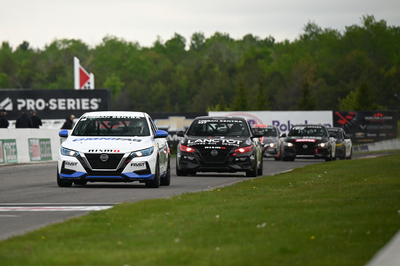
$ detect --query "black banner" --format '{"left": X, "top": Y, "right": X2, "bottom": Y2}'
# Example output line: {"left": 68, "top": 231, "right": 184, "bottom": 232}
{"left": 333, "top": 111, "right": 398, "bottom": 143}
{"left": 0, "top": 89, "right": 111, "bottom": 120}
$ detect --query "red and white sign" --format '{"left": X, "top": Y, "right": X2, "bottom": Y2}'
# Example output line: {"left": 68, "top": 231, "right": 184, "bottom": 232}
{"left": 74, "top": 57, "right": 95, "bottom": 90}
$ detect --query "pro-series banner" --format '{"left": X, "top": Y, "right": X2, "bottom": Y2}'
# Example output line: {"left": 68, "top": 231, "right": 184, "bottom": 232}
{"left": 333, "top": 111, "right": 398, "bottom": 143}
{"left": 0, "top": 89, "right": 111, "bottom": 120}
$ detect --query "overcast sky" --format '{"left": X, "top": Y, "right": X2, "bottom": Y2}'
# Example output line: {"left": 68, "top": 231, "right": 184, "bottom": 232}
{"left": 1, "top": 0, "right": 400, "bottom": 50}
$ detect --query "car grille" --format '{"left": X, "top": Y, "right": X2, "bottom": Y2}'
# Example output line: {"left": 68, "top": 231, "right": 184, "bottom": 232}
{"left": 198, "top": 148, "right": 230, "bottom": 163}
{"left": 84, "top": 153, "right": 124, "bottom": 169}
{"left": 294, "top": 143, "right": 315, "bottom": 155}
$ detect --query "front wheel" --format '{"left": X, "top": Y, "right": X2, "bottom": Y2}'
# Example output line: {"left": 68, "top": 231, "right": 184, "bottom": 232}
{"left": 57, "top": 170, "right": 72, "bottom": 187}
{"left": 146, "top": 159, "right": 160, "bottom": 188}
{"left": 176, "top": 158, "right": 188, "bottom": 176}
{"left": 325, "top": 149, "right": 333, "bottom": 161}
{"left": 246, "top": 155, "right": 258, "bottom": 177}
{"left": 257, "top": 157, "right": 263, "bottom": 176}
{"left": 346, "top": 149, "right": 353, "bottom": 160}
{"left": 161, "top": 159, "right": 171, "bottom": 186}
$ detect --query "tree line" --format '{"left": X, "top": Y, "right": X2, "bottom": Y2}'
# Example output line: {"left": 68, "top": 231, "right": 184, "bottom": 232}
{"left": 1, "top": 15, "right": 399, "bottom": 113}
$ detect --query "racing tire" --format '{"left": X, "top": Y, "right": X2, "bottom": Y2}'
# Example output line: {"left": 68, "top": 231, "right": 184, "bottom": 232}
{"left": 274, "top": 156, "right": 281, "bottom": 161}
{"left": 257, "top": 157, "right": 263, "bottom": 176}
{"left": 176, "top": 158, "right": 188, "bottom": 176}
{"left": 346, "top": 149, "right": 352, "bottom": 160}
{"left": 341, "top": 148, "right": 346, "bottom": 160}
{"left": 246, "top": 155, "right": 258, "bottom": 177}
{"left": 57, "top": 170, "right": 72, "bottom": 187}
{"left": 146, "top": 159, "right": 160, "bottom": 188}
{"left": 325, "top": 149, "right": 333, "bottom": 162}
{"left": 160, "top": 159, "right": 171, "bottom": 186}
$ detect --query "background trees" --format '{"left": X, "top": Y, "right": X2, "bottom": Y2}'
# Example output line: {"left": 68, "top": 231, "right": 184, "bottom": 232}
{"left": 1, "top": 15, "right": 399, "bottom": 113}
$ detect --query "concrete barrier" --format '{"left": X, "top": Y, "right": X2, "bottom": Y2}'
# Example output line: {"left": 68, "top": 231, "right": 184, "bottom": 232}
{"left": 353, "top": 138, "right": 400, "bottom": 153}
{"left": 0, "top": 128, "right": 64, "bottom": 165}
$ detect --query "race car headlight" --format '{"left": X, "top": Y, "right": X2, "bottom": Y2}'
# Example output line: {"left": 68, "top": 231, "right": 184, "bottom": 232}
{"left": 60, "top": 146, "right": 80, "bottom": 157}
{"left": 284, "top": 142, "right": 293, "bottom": 147}
{"left": 318, "top": 142, "right": 329, "bottom": 148}
{"left": 130, "top": 147, "right": 154, "bottom": 157}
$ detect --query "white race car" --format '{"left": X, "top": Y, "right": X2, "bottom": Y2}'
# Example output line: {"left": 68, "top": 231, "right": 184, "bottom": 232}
{"left": 57, "top": 111, "right": 170, "bottom": 188}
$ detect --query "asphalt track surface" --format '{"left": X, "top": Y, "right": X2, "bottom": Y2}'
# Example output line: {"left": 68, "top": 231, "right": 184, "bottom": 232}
{"left": 0, "top": 154, "right": 364, "bottom": 241}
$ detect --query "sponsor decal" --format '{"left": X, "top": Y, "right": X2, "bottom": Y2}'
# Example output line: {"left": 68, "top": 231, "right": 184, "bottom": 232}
{"left": 131, "top": 162, "right": 146, "bottom": 170}
{"left": 355, "top": 132, "right": 365, "bottom": 138}
{"left": 295, "top": 139, "right": 316, "bottom": 142}
{"left": 204, "top": 146, "right": 226, "bottom": 149}
{"left": 88, "top": 149, "right": 121, "bottom": 153}
{"left": 65, "top": 161, "right": 78, "bottom": 167}
{"left": 367, "top": 133, "right": 377, "bottom": 137}
{"left": 187, "top": 139, "right": 243, "bottom": 146}
{"left": 73, "top": 138, "right": 142, "bottom": 142}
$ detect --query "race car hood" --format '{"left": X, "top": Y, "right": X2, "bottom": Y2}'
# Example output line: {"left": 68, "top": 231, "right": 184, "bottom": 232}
{"left": 284, "top": 136, "right": 328, "bottom": 143}
{"left": 262, "top": 137, "right": 279, "bottom": 144}
{"left": 61, "top": 136, "right": 154, "bottom": 153}
{"left": 182, "top": 136, "right": 253, "bottom": 148}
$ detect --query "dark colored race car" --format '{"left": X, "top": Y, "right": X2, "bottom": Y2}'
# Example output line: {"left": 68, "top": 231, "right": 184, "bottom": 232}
{"left": 327, "top": 127, "right": 353, "bottom": 160}
{"left": 252, "top": 124, "right": 283, "bottom": 160}
{"left": 281, "top": 124, "right": 336, "bottom": 161}
{"left": 176, "top": 116, "right": 264, "bottom": 177}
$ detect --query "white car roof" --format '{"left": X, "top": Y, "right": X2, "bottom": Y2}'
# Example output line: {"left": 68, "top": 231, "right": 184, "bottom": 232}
{"left": 79, "top": 111, "right": 147, "bottom": 118}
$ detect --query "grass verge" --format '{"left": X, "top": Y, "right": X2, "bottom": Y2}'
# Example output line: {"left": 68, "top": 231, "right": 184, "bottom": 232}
{"left": 1, "top": 152, "right": 400, "bottom": 266}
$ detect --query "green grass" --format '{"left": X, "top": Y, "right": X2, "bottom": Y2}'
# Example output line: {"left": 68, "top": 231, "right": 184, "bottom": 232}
{"left": 1, "top": 153, "right": 400, "bottom": 266}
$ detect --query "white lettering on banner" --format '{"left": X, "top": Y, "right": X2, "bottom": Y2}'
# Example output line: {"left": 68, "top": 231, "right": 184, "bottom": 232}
{"left": 58, "top": 99, "right": 66, "bottom": 110}
{"left": 49, "top": 99, "right": 57, "bottom": 110}
{"left": 67, "top": 99, "right": 76, "bottom": 109}
{"left": 36, "top": 99, "right": 45, "bottom": 110}
{"left": 82, "top": 99, "right": 89, "bottom": 109}
{"left": 17, "top": 99, "right": 25, "bottom": 110}
{"left": 13, "top": 98, "right": 102, "bottom": 111}
{"left": 26, "top": 99, "right": 35, "bottom": 110}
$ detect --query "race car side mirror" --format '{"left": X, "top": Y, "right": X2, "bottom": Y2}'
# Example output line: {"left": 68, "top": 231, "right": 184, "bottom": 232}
{"left": 155, "top": 130, "right": 168, "bottom": 138}
{"left": 59, "top": 130, "right": 69, "bottom": 138}
{"left": 177, "top": 131, "right": 185, "bottom": 137}
{"left": 280, "top": 133, "right": 287, "bottom": 138}
{"left": 344, "top": 135, "right": 350, "bottom": 139}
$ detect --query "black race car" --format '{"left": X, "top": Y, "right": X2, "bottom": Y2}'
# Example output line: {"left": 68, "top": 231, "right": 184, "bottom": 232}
{"left": 281, "top": 124, "right": 336, "bottom": 161}
{"left": 176, "top": 116, "right": 264, "bottom": 177}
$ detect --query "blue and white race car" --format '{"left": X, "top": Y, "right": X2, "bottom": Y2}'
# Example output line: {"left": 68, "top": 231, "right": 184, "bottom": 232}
{"left": 57, "top": 111, "right": 170, "bottom": 188}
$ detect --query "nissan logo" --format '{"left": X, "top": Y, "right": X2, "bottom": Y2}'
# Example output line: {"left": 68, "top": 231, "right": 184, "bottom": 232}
{"left": 303, "top": 144, "right": 308, "bottom": 149}
{"left": 211, "top": 150, "right": 218, "bottom": 156}
{"left": 100, "top": 154, "right": 109, "bottom": 162}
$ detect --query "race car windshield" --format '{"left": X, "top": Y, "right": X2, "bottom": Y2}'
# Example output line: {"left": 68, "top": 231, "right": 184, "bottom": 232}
{"left": 254, "top": 128, "right": 278, "bottom": 137}
{"left": 328, "top": 130, "right": 342, "bottom": 138}
{"left": 72, "top": 117, "right": 150, "bottom": 136}
{"left": 288, "top": 127, "right": 327, "bottom": 137}
{"left": 186, "top": 120, "right": 250, "bottom": 137}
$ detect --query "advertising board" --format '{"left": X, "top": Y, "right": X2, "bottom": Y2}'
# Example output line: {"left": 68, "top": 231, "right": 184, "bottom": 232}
{"left": 0, "top": 89, "right": 111, "bottom": 120}
{"left": 0, "top": 139, "right": 18, "bottom": 164}
{"left": 333, "top": 111, "right": 398, "bottom": 143}
{"left": 28, "top": 138, "right": 52, "bottom": 161}
{"left": 208, "top": 111, "right": 333, "bottom": 134}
